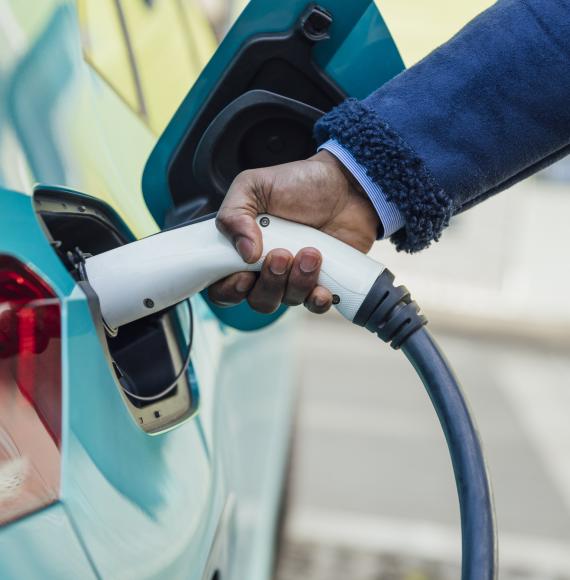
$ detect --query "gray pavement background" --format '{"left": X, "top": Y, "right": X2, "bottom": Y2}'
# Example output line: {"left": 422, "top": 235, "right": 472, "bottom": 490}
{"left": 275, "top": 174, "right": 570, "bottom": 579}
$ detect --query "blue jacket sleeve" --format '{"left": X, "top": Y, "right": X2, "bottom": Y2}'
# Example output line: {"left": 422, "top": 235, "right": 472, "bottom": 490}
{"left": 314, "top": 0, "right": 570, "bottom": 252}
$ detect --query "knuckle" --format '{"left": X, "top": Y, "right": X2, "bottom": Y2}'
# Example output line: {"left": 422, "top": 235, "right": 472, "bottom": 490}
{"left": 283, "top": 284, "right": 302, "bottom": 304}
{"left": 235, "top": 169, "right": 255, "bottom": 186}
{"left": 249, "top": 273, "right": 285, "bottom": 313}
{"left": 215, "top": 211, "right": 231, "bottom": 233}
{"left": 286, "top": 271, "right": 318, "bottom": 304}
{"left": 208, "top": 275, "right": 244, "bottom": 303}
{"left": 207, "top": 283, "right": 225, "bottom": 301}
{"left": 233, "top": 272, "right": 255, "bottom": 294}
{"left": 259, "top": 277, "right": 286, "bottom": 300}
{"left": 283, "top": 296, "right": 303, "bottom": 307}
{"left": 247, "top": 295, "right": 278, "bottom": 314}
{"left": 284, "top": 282, "right": 313, "bottom": 306}
{"left": 208, "top": 290, "right": 236, "bottom": 305}
{"left": 293, "top": 270, "right": 318, "bottom": 290}
{"left": 207, "top": 289, "right": 239, "bottom": 307}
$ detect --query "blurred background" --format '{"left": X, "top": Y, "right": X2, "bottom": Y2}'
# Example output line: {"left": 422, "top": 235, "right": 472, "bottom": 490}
{"left": 273, "top": 2, "right": 570, "bottom": 580}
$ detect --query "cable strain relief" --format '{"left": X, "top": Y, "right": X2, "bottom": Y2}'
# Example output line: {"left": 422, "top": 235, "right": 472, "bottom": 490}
{"left": 353, "top": 268, "right": 427, "bottom": 349}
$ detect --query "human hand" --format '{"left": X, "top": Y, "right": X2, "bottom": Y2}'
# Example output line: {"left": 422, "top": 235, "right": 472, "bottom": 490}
{"left": 208, "top": 150, "right": 380, "bottom": 314}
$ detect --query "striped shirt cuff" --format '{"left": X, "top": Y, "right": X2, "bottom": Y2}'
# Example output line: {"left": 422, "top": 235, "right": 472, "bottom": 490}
{"left": 318, "top": 139, "right": 405, "bottom": 239}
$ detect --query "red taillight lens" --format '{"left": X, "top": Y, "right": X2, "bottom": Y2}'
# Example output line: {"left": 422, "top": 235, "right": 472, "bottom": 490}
{"left": 0, "top": 256, "right": 61, "bottom": 525}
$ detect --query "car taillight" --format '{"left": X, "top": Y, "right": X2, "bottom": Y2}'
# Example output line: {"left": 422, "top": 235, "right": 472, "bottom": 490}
{"left": 0, "top": 256, "right": 61, "bottom": 525}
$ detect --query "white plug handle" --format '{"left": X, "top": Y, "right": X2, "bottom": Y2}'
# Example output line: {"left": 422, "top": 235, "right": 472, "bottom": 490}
{"left": 84, "top": 215, "right": 385, "bottom": 330}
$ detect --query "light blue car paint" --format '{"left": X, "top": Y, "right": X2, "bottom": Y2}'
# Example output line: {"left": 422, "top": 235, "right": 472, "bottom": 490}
{"left": 6, "top": 6, "right": 74, "bottom": 184}
{"left": 0, "top": 1, "right": 402, "bottom": 578}
{"left": 0, "top": 503, "right": 98, "bottom": 579}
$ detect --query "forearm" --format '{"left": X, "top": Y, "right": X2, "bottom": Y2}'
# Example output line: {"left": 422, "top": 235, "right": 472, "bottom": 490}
{"left": 315, "top": 0, "right": 570, "bottom": 252}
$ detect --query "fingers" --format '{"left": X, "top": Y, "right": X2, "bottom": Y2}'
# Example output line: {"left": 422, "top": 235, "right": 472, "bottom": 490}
{"left": 304, "top": 286, "right": 333, "bottom": 314}
{"left": 208, "top": 248, "right": 297, "bottom": 313}
{"left": 216, "top": 171, "right": 265, "bottom": 263}
{"left": 244, "top": 247, "right": 330, "bottom": 314}
{"left": 208, "top": 272, "right": 256, "bottom": 307}
{"left": 247, "top": 249, "right": 293, "bottom": 314}
{"left": 283, "top": 248, "right": 321, "bottom": 306}
{"left": 208, "top": 247, "right": 333, "bottom": 315}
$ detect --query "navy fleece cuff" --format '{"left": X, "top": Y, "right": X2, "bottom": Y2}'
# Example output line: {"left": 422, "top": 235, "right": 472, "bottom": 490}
{"left": 314, "top": 98, "right": 454, "bottom": 252}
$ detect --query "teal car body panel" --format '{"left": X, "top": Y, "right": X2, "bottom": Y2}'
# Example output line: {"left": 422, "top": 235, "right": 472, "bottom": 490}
{"left": 0, "top": 1, "right": 402, "bottom": 578}
{"left": 0, "top": 503, "right": 98, "bottom": 579}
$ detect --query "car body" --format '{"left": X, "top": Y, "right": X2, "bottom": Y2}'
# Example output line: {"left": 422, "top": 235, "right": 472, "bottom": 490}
{"left": 0, "top": 1, "right": 402, "bottom": 579}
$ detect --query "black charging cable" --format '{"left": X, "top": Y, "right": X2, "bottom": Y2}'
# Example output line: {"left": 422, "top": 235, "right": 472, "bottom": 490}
{"left": 354, "top": 269, "right": 497, "bottom": 580}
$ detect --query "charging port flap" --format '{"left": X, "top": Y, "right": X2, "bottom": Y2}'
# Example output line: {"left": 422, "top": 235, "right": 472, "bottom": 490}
{"left": 33, "top": 186, "right": 198, "bottom": 434}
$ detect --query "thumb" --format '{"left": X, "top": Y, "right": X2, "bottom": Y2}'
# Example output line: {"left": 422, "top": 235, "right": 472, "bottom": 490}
{"left": 216, "top": 171, "right": 264, "bottom": 263}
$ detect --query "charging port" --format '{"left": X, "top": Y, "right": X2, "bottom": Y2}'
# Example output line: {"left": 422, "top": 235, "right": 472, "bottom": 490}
{"left": 33, "top": 187, "right": 197, "bottom": 434}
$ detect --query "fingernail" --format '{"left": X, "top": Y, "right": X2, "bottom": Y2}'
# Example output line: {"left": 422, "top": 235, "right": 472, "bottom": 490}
{"left": 236, "top": 236, "right": 255, "bottom": 262}
{"left": 300, "top": 253, "right": 319, "bottom": 273}
{"left": 235, "top": 277, "right": 253, "bottom": 293}
{"left": 269, "top": 255, "right": 289, "bottom": 276}
{"left": 314, "top": 295, "right": 328, "bottom": 308}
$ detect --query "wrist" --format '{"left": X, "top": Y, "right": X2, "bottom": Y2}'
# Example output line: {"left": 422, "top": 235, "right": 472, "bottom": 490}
{"left": 311, "top": 150, "right": 366, "bottom": 198}
{"left": 310, "top": 150, "right": 380, "bottom": 250}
